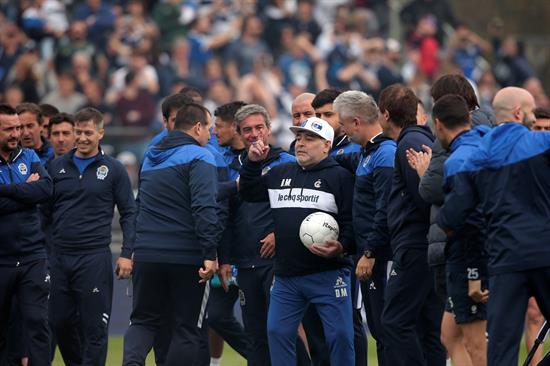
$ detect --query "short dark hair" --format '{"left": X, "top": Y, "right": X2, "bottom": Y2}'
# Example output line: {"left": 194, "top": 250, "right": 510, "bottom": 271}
{"left": 39, "top": 103, "right": 60, "bottom": 118}
{"left": 378, "top": 84, "right": 418, "bottom": 128}
{"left": 179, "top": 86, "right": 203, "bottom": 103}
{"left": 74, "top": 107, "right": 104, "bottom": 128}
{"left": 432, "top": 94, "right": 470, "bottom": 129}
{"left": 48, "top": 113, "right": 75, "bottom": 136}
{"left": 174, "top": 103, "right": 210, "bottom": 130}
{"left": 161, "top": 93, "right": 193, "bottom": 121}
{"left": 430, "top": 74, "right": 479, "bottom": 111}
{"left": 214, "top": 101, "right": 248, "bottom": 122}
{"left": 0, "top": 103, "right": 17, "bottom": 116}
{"left": 15, "top": 102, "right": 43, "bottom": 125}
{"left": 534, "top": 107, "right": 550, "bottom": 120}
{"left": 311, "top": 89, "right": 343, "bottom": 109}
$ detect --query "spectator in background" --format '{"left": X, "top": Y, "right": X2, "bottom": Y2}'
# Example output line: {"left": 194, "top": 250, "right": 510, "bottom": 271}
{"left": 493, "top": 36, "right": 535, "bottom": 87}
{"left": 292, "top": 0, "right": 322, "bottom": 45}
{"left": 54, "top": 20, "right": 108, "bottom": 79}
{"left": 82, "top": 79, "right": 113, "bottom": 126}
{"left": 400, "top": 0, "right": 458, "bottom": 45}
{"left": 408, "top": 15, "right": 440, "bottom": 82}
{"left": 2, "top": 85, "right": 24, "bottom": 108}
{"left": 5, "top": 51, "right": 41, "bottom": 103}
{"left": 447, "top": 25, "right": 492, "bottom": 82}
{"left": 262, "top": 0, "right": 293, "bottom": 59}
{"left": 523, "top": 78, "right": 550, "bottom": 108}
{"left": 72, "top": 0, "right": 115, "bottom": 48}
{"left": 114, "top": 71, "right": 156, "bottom": 128}
{"left": 477, "top": 71, "right": 499, "bottom": 110}
{"left": 0, "top": 23, "right": 24, "bottom": 91}
{"left": 226, "top": 15, "right": 269, "bottom": 89}
{"left": 106, "top": 48, "right": 159, "bottom": 105}
{"left": 41, "top": 72, "right": 86, "bottom": 114}
{"left": 157, "top": 38, "right": 196, "bottom": 97}
{"left": 152, "top": 0, "right": 188, "bottom": 52}
{"left": 39, "top": 103, "right": 59, "bottom": 140}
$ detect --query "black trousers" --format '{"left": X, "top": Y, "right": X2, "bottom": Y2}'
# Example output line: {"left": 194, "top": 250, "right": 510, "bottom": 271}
{"left": 123, "top": 262, "right": 209, "bottom": 366}
{"left": 208, "top": 285, "right": 249, "bottom": 358}
{"left": 488, "top": 266, "right": 550, "bottom": 366}
{"left": 381, "top": 248, "right": 446, "bottom": 366}
{"left": 0, "top": 259, "right": 50, "bottom": 366}
{"left": 50, "top": 251, "right": 113, "bottom": 366}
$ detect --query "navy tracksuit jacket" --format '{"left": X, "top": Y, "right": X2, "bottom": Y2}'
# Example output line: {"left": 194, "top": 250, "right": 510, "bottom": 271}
{"left": 437, "top": 122, "right": 550, "bottom": 366}
{"left": 442, "top": 125, "right": 490, "bottom": 277}
{"left": 0, "top": 147, "right": 52, "bottom": 365}
{"left": 134, "top": 131, "right": 221, "bottom": 264}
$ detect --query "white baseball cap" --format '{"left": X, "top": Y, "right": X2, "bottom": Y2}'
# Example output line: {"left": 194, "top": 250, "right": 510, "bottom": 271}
{"left": 289, "top": 117, "right": 334, "bottom": 143}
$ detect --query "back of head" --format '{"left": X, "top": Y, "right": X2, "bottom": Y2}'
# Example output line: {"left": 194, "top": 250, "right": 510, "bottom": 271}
{"left": 179, "top": 86, "right": 203, "bottom": 104}
{"left": 431, "top": 74, "right": 479, "bottom": 111}
{"left": 312, "top": 89, "right": 342, "bottom": 109}
{"left": 333, "top": 90, "right": 379, "bottom": 123}
{"left": 39, "top": 104, "right": 60, "bottom": 118}
{"left": 161, "top": 93, "right": 193, "bottom": 121}
{"left": 174, "top": 103, "right": 210, "bottom": 131}
{"left": 379, "top": 84, "right": 418, "bottom": 128}
{"left": 214, "top": 101, "right": 247, "bottom": 122}
{"left": 432, "top": 95, "right": 470, "bottom": 130}
{"left": 492, "top": 87, "right": 535, "bottom": 125}
{"left": 74, "top": 107, "right": 104, "bottom": 128}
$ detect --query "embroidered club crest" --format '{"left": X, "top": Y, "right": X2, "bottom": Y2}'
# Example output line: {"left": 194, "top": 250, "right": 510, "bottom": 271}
{"left": 96, "top": 165, "right": 109, "bottom": 180}
{"left": 18, "top": 163, "right": 28, "bottom": 175}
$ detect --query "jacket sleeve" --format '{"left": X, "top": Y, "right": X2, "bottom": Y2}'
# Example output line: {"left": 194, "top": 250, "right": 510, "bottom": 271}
{"left": 113, "top": 163, "right": 137, "bottom": 259}
{"left": 239, "top": 159, "right": 269, "bottom": 202}
{"left": 437, "top": 171, "right": 479, "bottom": 232}
{"left": 337, "top": 170, "right": 356, "bottom": 254}
{"left": 464, "top": 210, "right": 488, "bottom": 280}
{"left": 365, "top": 166, "right": 393, "bottom": 254}
{"left": 218, "top": 181, "right": 238, "bottom": 201}
{"left": 0, "top": 162, "right": 52, "bottom": 204}
{"left": 418, "top": 140, "right": 447, "bottom": 206}
{"left": 332, "top": 151, "right": 361, "bottom": 174}
{"left": 215, "top": 163, "right": 231, "bottom": 263}
{"left": 0, "top": 198, "right": 32, "bottom": 214}
{"left": 189, "top": 158, "right": 220, "bottom": 261}
{"left": 396, "top": 138, "right": 431, "bottom": 212}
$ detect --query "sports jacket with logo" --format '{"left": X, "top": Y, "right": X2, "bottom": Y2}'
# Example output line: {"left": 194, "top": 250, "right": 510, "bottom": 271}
{"left": 221, "top": 147, "right": 295, "bottom": 268}
{"left": 44, "top": 149, "right": 136, "bottom": 258}
{"left": 438, "top": 123, "right": 550, "bottom": 275}
{"left": 387, "top": 125, "right": 435, "bottom": 253}
{"left": 240, "top": 156, "right": 355, "bottom": 276}
{"left": 442, "top": 125, "right": 490, "bottom": 277}
{"left": 0, "top": 147, "right": 52, "bottom": 266}
{"left": 134, "top": 131, "right": 221, "bottom": 265}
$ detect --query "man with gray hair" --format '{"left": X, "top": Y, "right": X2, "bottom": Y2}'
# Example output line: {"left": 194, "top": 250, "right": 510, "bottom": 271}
{"left": 333, "top": 90, "right": 396, "bottom": 366}
{"left": 225, "top": 104, "right": 300, "bottom": 365}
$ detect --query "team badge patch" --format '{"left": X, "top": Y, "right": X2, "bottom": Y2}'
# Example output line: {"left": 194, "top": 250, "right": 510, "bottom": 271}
{"left": 18, "top": 163, "right": 28, "bottom": 175}
{"left": 96, "top": 165, "right": 109, "bottom": 180}
{"left": 314, "top": 179, "right": 322, "bottom": 188}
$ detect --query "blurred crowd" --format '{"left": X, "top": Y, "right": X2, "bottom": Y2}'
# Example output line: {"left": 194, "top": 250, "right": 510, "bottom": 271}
{"left": 1, "top": 0, "right": 549, "bottom": 154}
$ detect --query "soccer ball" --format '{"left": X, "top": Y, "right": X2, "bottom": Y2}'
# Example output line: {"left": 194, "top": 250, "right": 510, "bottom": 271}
{"left": 299, "top": 212, "right": 340, "bottom": 248}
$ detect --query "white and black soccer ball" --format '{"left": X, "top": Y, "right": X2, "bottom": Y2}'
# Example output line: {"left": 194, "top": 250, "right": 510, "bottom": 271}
{"left": 299, "top": 212, "right": 339, "bottom": 249}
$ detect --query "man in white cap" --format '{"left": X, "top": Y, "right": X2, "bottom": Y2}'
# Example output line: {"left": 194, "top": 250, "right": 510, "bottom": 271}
{"left": 240, "top": 117, "right": 356, "bottom": 366}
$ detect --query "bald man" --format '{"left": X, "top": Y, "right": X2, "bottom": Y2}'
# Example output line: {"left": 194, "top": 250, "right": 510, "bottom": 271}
{"left": 291, "top": 93, "right": 316, "bottom": 127}
{"left": 438, "top": 87, "right": 550, "bottom": 366}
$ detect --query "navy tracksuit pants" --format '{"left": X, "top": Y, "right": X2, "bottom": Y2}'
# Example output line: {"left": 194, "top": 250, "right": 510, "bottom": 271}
{"left": 361, "top": 258, "right": 389, "bottom": 366}
{"left": 487, "top": 266, "right": 550, "bottom": 366}
{"left": 0, "top": 259, "right": 50, "bottom": 366}
{"left": 381, "top": 248, "right": 446, "bottom": 366}
{"left": 123, "top": 262, "right": 209, "bottom": 366}
{"left": 267, "top": 268, "right": 355, "bottom": 366}
{"left": 50, "top": 250, "right": 113, "bottom": 366}
{"left": 207, "top": 285, "right": 249, "bottom": 358}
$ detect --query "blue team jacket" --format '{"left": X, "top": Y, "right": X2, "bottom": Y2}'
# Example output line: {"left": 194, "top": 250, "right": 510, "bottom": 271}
{"left": 442, "top": 125, "right": 490, "bottom": 277}
{"left": 438, "top": 123, "right": 550, "bottom": 274}
{"left": 35, "top": 137, "right": 54, "bottom": 165}
{"left": 45, "top": 149, "right": 136, "bottom": 258}
{"left": 134, "top": 131, "right": 221, "bottom": 265}
{"left": 387, "top": 125, "right": 435, "bottom": 253}
{"left": 221, "top": 147, "right": 295, "bottom": 268}
{"left": 0, "top": 147, "right": 52, "bottom": 265}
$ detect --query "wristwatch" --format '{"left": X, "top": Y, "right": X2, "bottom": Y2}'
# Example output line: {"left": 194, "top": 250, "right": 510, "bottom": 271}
{"left": 363, "top": 250, "right": 375, "bottom": 259}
